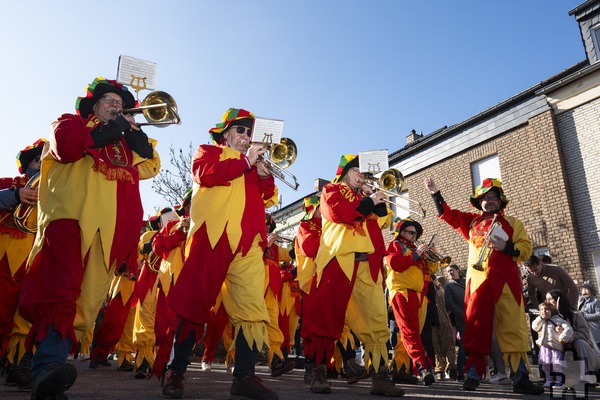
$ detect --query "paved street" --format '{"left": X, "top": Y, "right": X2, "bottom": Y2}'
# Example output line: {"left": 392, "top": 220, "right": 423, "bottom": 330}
{"left": 2, "top": 359, "right": 600, "bottom": 400}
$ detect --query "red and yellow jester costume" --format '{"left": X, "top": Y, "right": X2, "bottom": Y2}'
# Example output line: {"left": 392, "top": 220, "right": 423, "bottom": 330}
{"left": 0, "top": 139, "right": 45, "bottom": 382}
{"left": 165, "top": 108, "right": 278, "bottom": 369}
{"left": 303, "top": 155, "right": 390, "bottom": 373}
{"left": 385, "top": 218, "right": 438, "bottom": 380}
{"left": 19, "top": 76, "right": 160, "bottom": 356}
{"left": 431, "top": 178, "right": 532, "bottom": 379}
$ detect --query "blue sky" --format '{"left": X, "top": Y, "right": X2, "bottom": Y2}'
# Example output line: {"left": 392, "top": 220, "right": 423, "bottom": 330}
{"left": 0, "top": 0, "right": 584, "bottom": 216}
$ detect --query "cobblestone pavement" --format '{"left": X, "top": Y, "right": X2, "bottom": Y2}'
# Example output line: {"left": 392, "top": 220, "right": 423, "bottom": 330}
{"left": 2, "top": 359, "right": 600, "bottom": 400}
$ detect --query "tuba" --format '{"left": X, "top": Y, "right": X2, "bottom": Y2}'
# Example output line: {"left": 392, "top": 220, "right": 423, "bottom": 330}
{"left": 13, "top": 172, "right": 41, "bottom": 234}
{"left": 122, "top": 91, "right": 181, "bottom": 127}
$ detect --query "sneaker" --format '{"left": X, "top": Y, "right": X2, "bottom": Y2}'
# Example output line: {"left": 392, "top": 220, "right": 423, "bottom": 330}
{"left": 488, "top": 371, "right": 509, "bottom": 385}
{"left": 435, "top": 371, "right": 444, "bottom": 381}
{"left": 543, "top": 381, "right": 552, "bottom": 388}
{"left": 391, "top": 365, "right": 419, "bottom": 385}
{"left": 227, "top": 363, "right": 235, "bottom": 373}
{"left": 371, "top": 366, "right": 405, "bottom": 397}
{"left": 31, "top": 363, "right": 77, "bottom": 400}
{"left": 513, "top": 377, "right": 544, "bottom": 395}
{"left": 116, "top": 358, "right": 134, "bottom": 371}
{"left": 201, "top": 361, "right": 212, "bottom": 372}
{"left": 422, "top": 371, "right": 435, "bottom": 386}
{"left": 230, "top": 374, "right": 279, "bottom": 400}
{"left": 162, "top": 369, "right": 185, "bottom": 399}
{"left": 463, "top": 377, "right": 480, "bottom": 391}
{"left": 134, "top": 359, "right": 152, "bottom": 379}
{"left": 270, "top": 355, "right": 295, "bottom": 377}
{"left": 311, "top": 365, "right": 332, "bottom": 394}
{"left": 343, "top": 358, "right": 369, "bottom": 384}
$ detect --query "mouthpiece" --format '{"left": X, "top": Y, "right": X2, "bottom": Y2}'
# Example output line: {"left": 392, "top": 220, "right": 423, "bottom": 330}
{"left": 240, "top": 140, "right": 248, "bottom": 146}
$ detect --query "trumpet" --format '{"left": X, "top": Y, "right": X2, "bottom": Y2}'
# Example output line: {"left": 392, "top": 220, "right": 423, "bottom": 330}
{"left": 13, "top": 172, "right": 41, "bottom": 234}
{"left": 362, "top": 169, "right": 426, "bottom": 218}
{"left": 121, "top": 91, "right": 181, "bottom": 127}
{"left": 471, "top": 213, "right": 499, "bottom": 271}
{"left": 243, "top": 137, "right": 300, "bottom": 190}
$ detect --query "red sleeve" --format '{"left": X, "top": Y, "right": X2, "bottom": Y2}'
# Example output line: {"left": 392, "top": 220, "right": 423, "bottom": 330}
{"left": 50, "top": 114, "right": 96, "bottom": 163}
{"left": 385, "top": 240, "right": 418, "bottom": 273}
{"left": 191, "top": 145, "right": 251, "bottom": 187}
{"left": 320, "top": 184, "right": 363, "bottom": 224}
{"left": 152, "top": 219, "right": 186, "bottom": 259}
{"left": 439, "top": 202, "right": 480, "bottom": 241}
{"left": 296, "top": 219, "right": 321, "bottom": 258}
{"left": 280, "top": 269, "right": 295, "bottom": 282}
{"left": 257, "top": 174, "right": 277, "bottom": 203}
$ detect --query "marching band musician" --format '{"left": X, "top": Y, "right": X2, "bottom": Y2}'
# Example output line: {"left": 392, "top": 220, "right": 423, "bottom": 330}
{"left": 263, "top": 214, "right": 296, "bottom": 377}
{"left": 159, "top": 108, "right": 279, "bottom": 400}
{"left": 18, "top": 76, "right": 160, "bottom": 400}
{"left": 424, "top": 177, "right": 543, "bottom": 395}
{"left": 385, "top": 217, "right": 437, "bottom": 386}
{"left": 0, "top": 138, "right": 46, "bottom": 389}
{"left": 302, "top": 154, "right": 405, "bottom": 397}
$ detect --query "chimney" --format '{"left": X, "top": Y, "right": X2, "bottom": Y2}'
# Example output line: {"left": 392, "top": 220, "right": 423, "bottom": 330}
{"left": 406, "top": 129, "right": 423, "bottom": 144}
{"left": 314, "top": 178, "right": 329, "bottom": 192}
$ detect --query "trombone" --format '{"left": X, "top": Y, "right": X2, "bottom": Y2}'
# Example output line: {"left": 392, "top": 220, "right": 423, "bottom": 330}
{"left": 245, "top": 137, "right": 300, "bottom": 190}
{"left": 121, "top": 91, "right": 181, "bottom": 127}
{"left": 362, "top": 169, "right": 426, "bottom": 218}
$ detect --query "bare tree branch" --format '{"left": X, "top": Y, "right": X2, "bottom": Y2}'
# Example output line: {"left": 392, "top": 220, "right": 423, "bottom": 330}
{"left": 151, "top": 142, "right": 194, "bottom": 208}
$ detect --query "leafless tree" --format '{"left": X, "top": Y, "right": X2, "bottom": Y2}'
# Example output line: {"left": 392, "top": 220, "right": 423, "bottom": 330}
{"left": 151, "top": 142, "right": 194, "bottom": 207}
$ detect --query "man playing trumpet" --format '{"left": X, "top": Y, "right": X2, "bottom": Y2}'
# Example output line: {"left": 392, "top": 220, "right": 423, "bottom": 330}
{"left": 424, "top": 177, "right": 543, "bottom": 395}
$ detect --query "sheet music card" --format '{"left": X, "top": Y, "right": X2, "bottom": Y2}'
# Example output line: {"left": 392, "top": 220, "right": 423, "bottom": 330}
{"left": 252, "top": 117, "right": 284, "bottom": 145}
{"left": 358, "top": 150, "right": 389, "bottom": 175}
{"left": 117, "top": 55, "right": 157, "bottom": 92}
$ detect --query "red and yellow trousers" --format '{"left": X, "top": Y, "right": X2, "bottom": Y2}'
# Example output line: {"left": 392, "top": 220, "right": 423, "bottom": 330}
{"left": 389, "top": 289, "right": 430, "bottom": 373}
{"left": 302, "top": 259, "right": 389, "bottom": 373}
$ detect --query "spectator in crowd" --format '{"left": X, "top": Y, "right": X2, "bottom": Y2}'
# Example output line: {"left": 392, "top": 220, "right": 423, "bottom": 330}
{"left": 525, "top": 255, "right": 579, "bottom": 309}
{"left": 578, "top": 283, "right": 600, "bottom": 348}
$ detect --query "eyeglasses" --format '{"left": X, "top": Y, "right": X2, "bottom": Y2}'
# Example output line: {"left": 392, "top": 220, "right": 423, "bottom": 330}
{"left": 481, "top": 194, "right": 500, "bottom": 201}
{"left": 403, "top": 230, "right": 417, "bottom": 236}
{"left": 231, "top": 125, "right": 252, "bottom": 137}
{"left": 100, "top": 96, "right": 125, "bottom": 108}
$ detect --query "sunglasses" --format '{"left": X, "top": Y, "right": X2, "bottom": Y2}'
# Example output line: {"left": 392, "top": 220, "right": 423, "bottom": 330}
{"left": 231, "top": 125, "right": 252, "bottom": 137}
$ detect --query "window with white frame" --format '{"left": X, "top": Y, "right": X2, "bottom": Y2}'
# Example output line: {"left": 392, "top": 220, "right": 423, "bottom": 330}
{"left": 471, "top": 155, "right": 501, "bottom": 192}
{"left": 591, "top": 23, "right": 600, "bottom": 63}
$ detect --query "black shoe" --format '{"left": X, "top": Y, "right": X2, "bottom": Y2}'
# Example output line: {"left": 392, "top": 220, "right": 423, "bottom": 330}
{"left": 513, "top": 377, "right": 544, "bottom": 395}
{"left": 134, "top": 359, "right": 152, "bottom": 379}
{"left": 448, "top": 368, "right": 458, "bottom": 381}
{"left": 231, "top": 374, "right": 279, "bottom": 400}
{"left": 116, "top": 358, "right": 134, "bottom": 372}
{"left": 462, "top": 377, "right": 480, "bottom": 391}
{"left": 422, "top": 371, "right": 435, "bottom": 386}
{"left": 4, "top": 364, "right": 32, "bottom": 389}
{"left": 303, "top": 362, "right": 313, "bottom": 384}
{"left": 31, "top": 363, "right": 77, "bottom": 400}
{"left": 270, "top": 355, "right": 295, "bottom": 377}
{"left": 162, "top": 369, "right": 185, "bottom": 399}
{"left": 88, "top": 355, "right": 110, "bottom": 369}
{"left": 392, "top": 366, "right": 419, "bottom": 385}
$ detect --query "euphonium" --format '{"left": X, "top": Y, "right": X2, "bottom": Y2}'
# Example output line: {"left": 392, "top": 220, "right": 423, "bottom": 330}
{"left": 13, "top": 172, "right": 41, "bottom": 234}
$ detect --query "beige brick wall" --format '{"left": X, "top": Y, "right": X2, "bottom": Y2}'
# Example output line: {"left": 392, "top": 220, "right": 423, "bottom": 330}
{"left": 390, "top": 110, "right": 585, "bottom": 282}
